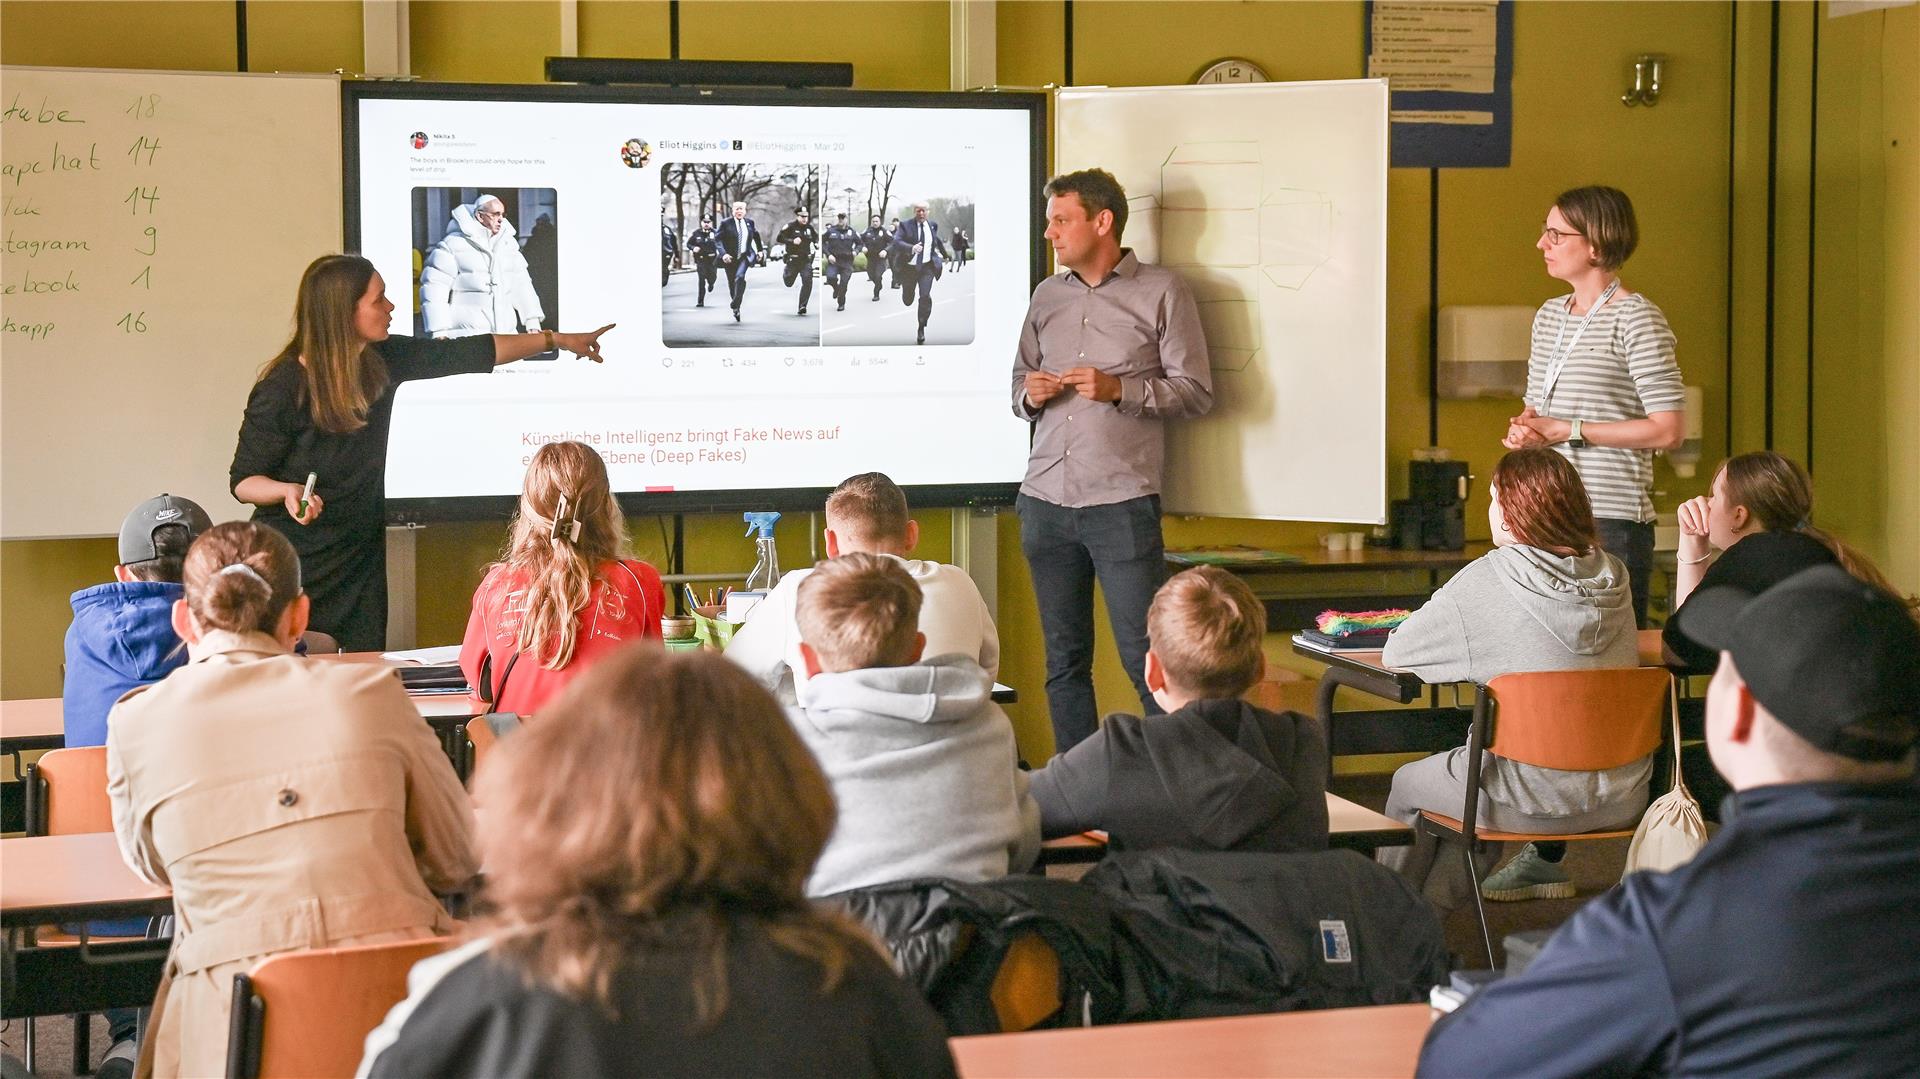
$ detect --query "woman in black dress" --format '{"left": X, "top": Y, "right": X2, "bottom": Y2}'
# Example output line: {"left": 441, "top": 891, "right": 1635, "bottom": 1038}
{"left": 230, "top": 254, "right": 612, "bottom": 651}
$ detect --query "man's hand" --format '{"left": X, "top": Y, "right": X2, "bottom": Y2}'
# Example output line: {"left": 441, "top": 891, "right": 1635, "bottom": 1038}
{"left": 1060, "top": 366, "right": 1122, "bottom": 403}
{"left": 1024, "top": 371, "right": 1065, "bottom": 409}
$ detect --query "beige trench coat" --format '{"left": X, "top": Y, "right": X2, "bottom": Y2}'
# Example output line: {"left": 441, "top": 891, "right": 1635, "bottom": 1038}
{"left": 107, "top": 631, "right": 478, "bottom": 1078}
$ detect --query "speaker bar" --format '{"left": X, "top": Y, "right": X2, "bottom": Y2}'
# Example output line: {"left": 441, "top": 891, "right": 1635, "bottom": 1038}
{"left": 545, "top": 57, "right": 854, "bottom": 89}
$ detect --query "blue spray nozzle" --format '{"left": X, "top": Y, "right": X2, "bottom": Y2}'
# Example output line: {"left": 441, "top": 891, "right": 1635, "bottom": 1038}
{"left": 742, "top": 511, "right": 782, "bottom": 538}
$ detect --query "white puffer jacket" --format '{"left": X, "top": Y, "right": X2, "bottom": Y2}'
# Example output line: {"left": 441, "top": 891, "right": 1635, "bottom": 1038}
{"left": 419, "top": 203, "right": 545, "bottom": 337}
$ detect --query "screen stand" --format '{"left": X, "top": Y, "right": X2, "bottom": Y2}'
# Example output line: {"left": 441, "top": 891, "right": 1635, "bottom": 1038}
{"left": 951, "top": 507, "right": 999, "bottom": 621}
{"left": 386, "top": 524, "right": 419, "bottom": 650}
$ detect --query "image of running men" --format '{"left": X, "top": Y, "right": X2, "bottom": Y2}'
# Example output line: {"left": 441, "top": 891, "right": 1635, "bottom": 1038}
{"left": 819, "top": 165, "right": 973, "bottom": 347}
{"left": 659, "top": 161, "right": 820, "bottom": 347}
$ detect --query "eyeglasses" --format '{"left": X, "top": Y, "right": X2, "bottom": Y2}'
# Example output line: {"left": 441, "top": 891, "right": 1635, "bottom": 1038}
{"left": 1539, "top": 225, "right": 1585, "bottom": 246}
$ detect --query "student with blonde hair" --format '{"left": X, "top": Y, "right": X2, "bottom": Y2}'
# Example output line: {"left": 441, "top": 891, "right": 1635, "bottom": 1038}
{"left": 1029, "top": 566, "right": 1328, "bottom": 852}
{"left": 790, "top": 553, "right": 1038, "bottom": 898}
{"left": 107, "top": 522, "right": 476, "bottom": 1079}
{"left": 359, "top": 651, "right": 957, "bottom": 1078}
{"left": 726, "top": 471, "right": 998, "bottom": 704}
{"left": 459, "top": 440, "right": 665, "bottom": 714}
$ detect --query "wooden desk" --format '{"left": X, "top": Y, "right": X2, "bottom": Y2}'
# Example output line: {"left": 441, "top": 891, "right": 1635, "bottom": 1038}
{"left": 1, "top": 697, "right": 65, "bottom": 761}
{"left": 949, "top": 1002, "right": 1432, "bottom": 1078}
{"left": 1, "top": 833, "right": 173, "bottom": 1020}
{"left": 1176, "top": 544, "right": 1493, "bottom": 633}
{"left": 1036, "top": 793, "right": 1412, "bottom": 866}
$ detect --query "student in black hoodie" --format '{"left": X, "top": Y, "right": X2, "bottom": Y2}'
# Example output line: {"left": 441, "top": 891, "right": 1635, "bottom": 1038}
{"left": 1028, "top": 566, "right": 1328, "bottom": 851}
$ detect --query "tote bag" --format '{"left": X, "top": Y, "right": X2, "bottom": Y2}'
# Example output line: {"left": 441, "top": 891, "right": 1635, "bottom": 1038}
{"left": 1622, "top": 676, "right": 1708, "bottom": 878}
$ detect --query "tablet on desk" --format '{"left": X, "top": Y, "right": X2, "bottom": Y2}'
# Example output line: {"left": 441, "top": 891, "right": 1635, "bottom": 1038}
{"left": 1292, "top": 631, "right": 1390, "bottom": 654}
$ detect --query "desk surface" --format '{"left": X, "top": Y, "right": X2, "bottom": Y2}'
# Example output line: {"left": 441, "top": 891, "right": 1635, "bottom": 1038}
{"left": 0, "top": 833, "right": 172, "bottom": 928}
{"left": 1, "top": 697, "right": 63, "bottom": 741}
{"left": 1173, "top": 543, "right": 1494, "bottom": 575}
{"left": 1293, "top": 628, "right": 1667, "bottom": 681}
{"left": 949, "top": 1002, "right": 1432, "bottom": 1078}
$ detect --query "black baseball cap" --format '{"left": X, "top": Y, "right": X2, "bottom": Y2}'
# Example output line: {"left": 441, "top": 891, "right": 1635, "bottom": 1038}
{"left": 1679, "top": 564, "right": 1919, "bottom": 762}
{"left": 119, "top": 494, "right": 213, "bottom": 565}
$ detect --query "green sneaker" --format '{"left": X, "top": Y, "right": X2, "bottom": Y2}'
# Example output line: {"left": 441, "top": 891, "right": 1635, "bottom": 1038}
{"left": 1479, "top": 843, "right": 1575, "bottom": 902}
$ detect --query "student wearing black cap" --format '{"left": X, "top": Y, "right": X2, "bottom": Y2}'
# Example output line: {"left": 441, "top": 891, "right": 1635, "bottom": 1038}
{"left": 1419, "top": 564, "right": 1920, "bottom": 1079}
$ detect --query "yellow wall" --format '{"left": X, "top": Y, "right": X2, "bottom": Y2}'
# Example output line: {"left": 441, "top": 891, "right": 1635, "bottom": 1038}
{"left": 2, "top": 1, "right": 1913, "bottom": 767}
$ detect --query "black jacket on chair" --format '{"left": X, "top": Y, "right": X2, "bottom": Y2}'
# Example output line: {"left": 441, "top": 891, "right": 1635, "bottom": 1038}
{"left": 1086, "top": 848, "right": 1449, "bottom": 1020}
{"left": 820, "top": 875, "right": 1124, "bottom": 1035}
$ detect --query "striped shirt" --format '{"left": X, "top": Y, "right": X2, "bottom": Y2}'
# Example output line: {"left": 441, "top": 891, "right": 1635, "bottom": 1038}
{"left": 1525, "top": 291, "right": 1684, "bottom": 523}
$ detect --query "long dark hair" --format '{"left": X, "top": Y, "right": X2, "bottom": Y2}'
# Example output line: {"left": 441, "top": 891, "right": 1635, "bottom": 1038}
{"left": 259, "top": 255, "right": 388, "bottom": 434}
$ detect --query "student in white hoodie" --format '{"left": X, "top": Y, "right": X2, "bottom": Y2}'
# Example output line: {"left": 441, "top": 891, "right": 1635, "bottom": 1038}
{"left": 727, "top": 472, "right": 999, "bottom": 705}
{"left": 791, "top": 553, "right": 1039, "bottom": 898}
{"left": 1378, "top": 448, "right": 1647, "bottom": 910}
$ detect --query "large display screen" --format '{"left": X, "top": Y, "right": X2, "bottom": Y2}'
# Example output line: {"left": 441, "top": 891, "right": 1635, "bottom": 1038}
{"left": 345, "top": 83, "right": 1045, "bottom": 521}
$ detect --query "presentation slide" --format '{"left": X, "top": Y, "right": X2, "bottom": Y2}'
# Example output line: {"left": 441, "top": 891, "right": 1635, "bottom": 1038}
{"left": 348, "top": 88, "right": 1042, "bottom": 515}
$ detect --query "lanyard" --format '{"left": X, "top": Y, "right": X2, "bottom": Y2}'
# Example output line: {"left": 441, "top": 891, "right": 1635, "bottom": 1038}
{"left": 1540, "top": 278, "right": 1619, "bottom": 408}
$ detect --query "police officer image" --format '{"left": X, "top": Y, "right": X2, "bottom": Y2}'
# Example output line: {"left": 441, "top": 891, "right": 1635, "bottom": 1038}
{"left": 951, "top": 227, "right": 971, "bottom": 270}
{"left": 774, "top": 207, "right": 820, "bottom": 316}
{"left": 861, "top": 214, "right": 892, "bottom": 301}
{"left": 686, "top": 215, "right": 720, "bottom": 307}
{"left": 660, "top": 221, "right": 678, "bottom": 288}
{"left": 821, "top": 212, "right": 861, "bottom": 311}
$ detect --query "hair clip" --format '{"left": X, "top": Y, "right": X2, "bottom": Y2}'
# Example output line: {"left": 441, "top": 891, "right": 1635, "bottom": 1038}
{"left": 216, "top": 562, "right": 271, "bottom": 587}
{"left": 551, "top": 493, "right": 583, "bottom": 546}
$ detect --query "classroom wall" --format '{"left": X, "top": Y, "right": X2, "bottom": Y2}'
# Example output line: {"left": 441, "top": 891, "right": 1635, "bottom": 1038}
{"left": 3, "top": 1, "right": 1913, "bottom": 768}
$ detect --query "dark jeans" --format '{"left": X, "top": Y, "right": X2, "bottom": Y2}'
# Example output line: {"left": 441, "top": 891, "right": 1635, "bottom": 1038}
{"left": 782, "top": 256, "right": 813, "bottom": 310}
{"left": 1017, "top": 493, "right": 1167, "bottom": 754}
{"left": 1595, "top": 517, "right": 1655, "bottom": 628}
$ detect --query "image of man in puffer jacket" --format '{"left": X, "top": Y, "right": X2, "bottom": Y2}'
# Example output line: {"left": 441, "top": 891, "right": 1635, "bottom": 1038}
{"left": 419, "top": 195, "right": 546, "bottom": 338}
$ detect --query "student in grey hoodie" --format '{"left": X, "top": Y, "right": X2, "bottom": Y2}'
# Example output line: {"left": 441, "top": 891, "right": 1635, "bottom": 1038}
{"left": 792, "top": 553, "right": 1041, "bottom": 898}
{"left": 1029, "top": 566, "right": 1328, "bottom": 852}
{"left": 1379, "top": 449, "right": 1648, "bottom": 910}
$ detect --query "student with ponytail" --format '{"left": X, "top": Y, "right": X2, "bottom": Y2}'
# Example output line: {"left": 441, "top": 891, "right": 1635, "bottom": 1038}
{"left": 105, "top": 523, "right": 477, "bottom": 1079}
{"left": 230, "top": 254, "right": 616, "bottom": 651}
{"left": 1666, "top": 451, "right": 1911, "bottom": 673}
{"left": 459, "top": 440, "right": 666, "bottom": 715}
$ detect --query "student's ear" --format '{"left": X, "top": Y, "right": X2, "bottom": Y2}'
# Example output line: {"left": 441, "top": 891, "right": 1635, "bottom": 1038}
{"left": 823, "top": 528, "right": 842, "bottom": 559}
{"left": 1728, "top": 502, "right": 1751, "bottom": 533}
{"left": 171, "top": 598, "right": 200, "bottom": 645}
{"left": 278, "top": 593, "right": 311, "bottom": 647}
{"left": 1728, "top": 680, "right": 1758, "bottom": 746}
{"left": 1144, "top": 650, "right": 1168, "bottom": 693}
{"left": 907, "top": 632, "right": 926, "bottom": 664}
{"left": 904, "top": 519, "right": 920, "bottom": 553}
{"left": 798, "top": 641, "right": 824, "bottom": 680}
{"left": 113, "top": 564, "right": 135, "bottom": 584}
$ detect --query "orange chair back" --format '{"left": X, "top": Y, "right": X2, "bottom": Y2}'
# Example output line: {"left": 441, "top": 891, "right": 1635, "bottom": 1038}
{"left": 246, "top": 936, "right": 455, "bottom": 1079}
{"left": 1483, "top": 667, "right": 1669, "bottom": 772}
{"left": 36, "top": 746, "right": 113, "bottom": 835}
{"left": 989, "top": 931, "right": 1062, "bottom": 1032}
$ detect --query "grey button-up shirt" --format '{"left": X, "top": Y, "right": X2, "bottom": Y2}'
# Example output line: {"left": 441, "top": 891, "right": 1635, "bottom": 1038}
{"left": 1011, "top": 250, "right": 1212, "bottom": 508}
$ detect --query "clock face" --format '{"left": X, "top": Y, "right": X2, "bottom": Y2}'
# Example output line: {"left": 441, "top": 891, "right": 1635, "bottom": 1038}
{"left": 1194, "top": 58, "right": 1268, "bottom": 84}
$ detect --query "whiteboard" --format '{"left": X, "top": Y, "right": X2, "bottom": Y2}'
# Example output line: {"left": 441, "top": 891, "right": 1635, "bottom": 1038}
{"left": 1056, "top": 81, "right": 1388, "bottom": 523}
{"left": 1, "top": 67, "right": 342, "bottom": 539}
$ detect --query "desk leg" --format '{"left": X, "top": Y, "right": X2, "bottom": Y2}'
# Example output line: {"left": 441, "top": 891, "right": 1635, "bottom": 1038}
{"left": 1315, "top": 673, "right": 1341, "bottom": 792}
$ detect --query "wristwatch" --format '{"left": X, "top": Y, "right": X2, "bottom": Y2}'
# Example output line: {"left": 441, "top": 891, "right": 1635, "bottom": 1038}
{"left": 1567, "top": 418, "right": 1586, "bottom": 448}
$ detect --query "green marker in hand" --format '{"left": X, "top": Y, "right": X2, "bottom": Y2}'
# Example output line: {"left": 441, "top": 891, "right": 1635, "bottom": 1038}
{"left": 299, "top": 472, "right": 316, "bottom": 520}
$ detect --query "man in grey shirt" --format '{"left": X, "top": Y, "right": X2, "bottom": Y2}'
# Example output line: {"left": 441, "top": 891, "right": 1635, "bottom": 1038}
{"left": 1012, "top": 168, "right": 1212, "bottom": 753}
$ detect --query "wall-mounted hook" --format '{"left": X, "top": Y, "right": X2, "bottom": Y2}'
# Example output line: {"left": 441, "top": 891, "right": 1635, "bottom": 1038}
{"left": 1622, "top": 54, "right": 1668, "bottom": 107}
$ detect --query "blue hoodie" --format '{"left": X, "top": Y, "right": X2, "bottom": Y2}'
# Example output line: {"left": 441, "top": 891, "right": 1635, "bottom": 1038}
{"left": 63, "top": 580, "right": 186, "bottom": 747}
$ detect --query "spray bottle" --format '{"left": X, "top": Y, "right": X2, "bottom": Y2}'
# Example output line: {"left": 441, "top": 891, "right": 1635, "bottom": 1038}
{"left": 729, "top": 511, "right": 782, "bottom": 622}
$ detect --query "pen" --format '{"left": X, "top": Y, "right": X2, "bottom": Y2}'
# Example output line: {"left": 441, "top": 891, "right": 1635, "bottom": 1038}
{"left": 684, "top": 583, "right": 700, "bottom": 612}
{"left": 299, "top": 472, "right": 317, "bottom": 518}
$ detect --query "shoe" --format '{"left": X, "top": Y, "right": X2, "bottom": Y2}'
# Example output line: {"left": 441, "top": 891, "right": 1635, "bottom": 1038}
{"left": 97, "top": 1037, "right": 137, "bottom": 1079}
{"left": 837, "top": 300, "right": 845, "bottom": 311}
{"left": 798, "top": 306, "right": 807, "bottom": 315}
{"left": 916, "top": 328, "right": 926, "bottom": 345}
{"left": 732, "top": 308, "right": 741, "bottom": 322}
{"left": 1479, "top": 843, "right": 1574, "bottom": 902}
{"left": 696, "top": 301, "right": 705, "bottom": 307}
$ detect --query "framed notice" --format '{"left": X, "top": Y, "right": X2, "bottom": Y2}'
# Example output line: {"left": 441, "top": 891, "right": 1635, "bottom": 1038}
{"left": 1365, "top": 1, "right": 1513, "bottom": 168}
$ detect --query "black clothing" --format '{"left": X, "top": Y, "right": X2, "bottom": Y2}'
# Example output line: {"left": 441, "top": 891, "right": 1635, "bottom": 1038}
{"left": 1087, "top": 848, "right": 1448, "bottom": 1019}
{"left": 660, "top": 224, "right": 678, "bottom": 287}
{"left": 228, "top": 334, "right": 494, "bottom": 650}
{"left": 1420, "top": 781, "right": 1920, "bottom": 1079}
{"left": 861, "top": 226, "right": 891, "bottom": 297}
{"left": 1596, "top": 516, "right": 1656, "bottom": 627}
{"left": 687, "top": 226, "right": 720, "bottom": 305}
{"left": 823, "top": 224, "right": 860, "bottom": 307}
{"left": 717, "top": 217, "right": 762, "bottom": 312}
{"left": 1664, "top": 530, "right": 1839, "bottom": 672}
{"left": 891, "top": 220, "right": 949, "bottom": 332}
{"left": 363, "top": 923, "right": 957, "bottom": 1079}
{"left": 825, "top": 875, "right": 1126, "bottom": 1034}
{"left": 776, "top": 221, "right": 819, "bottom": 312}
{"left": 952, "top": 230, "right": 970, "bottom": 268}
{"left": 1029, "top": 699, "right": 1329, "bottom": 853}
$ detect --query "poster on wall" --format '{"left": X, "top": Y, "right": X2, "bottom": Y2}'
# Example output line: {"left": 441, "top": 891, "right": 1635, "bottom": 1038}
{"left": 1365, "top": 0, "right": 1514, "bottom": 168}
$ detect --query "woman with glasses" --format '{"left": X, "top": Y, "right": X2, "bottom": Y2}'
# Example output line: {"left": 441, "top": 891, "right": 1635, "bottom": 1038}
{"left": 1503, "top": 186, "right": 1686, "bottom": 626}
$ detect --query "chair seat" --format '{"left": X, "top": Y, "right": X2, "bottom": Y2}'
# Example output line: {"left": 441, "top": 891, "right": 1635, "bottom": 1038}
{"left": 1418, "top": 810, "right": 1637, "bottom": 844}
